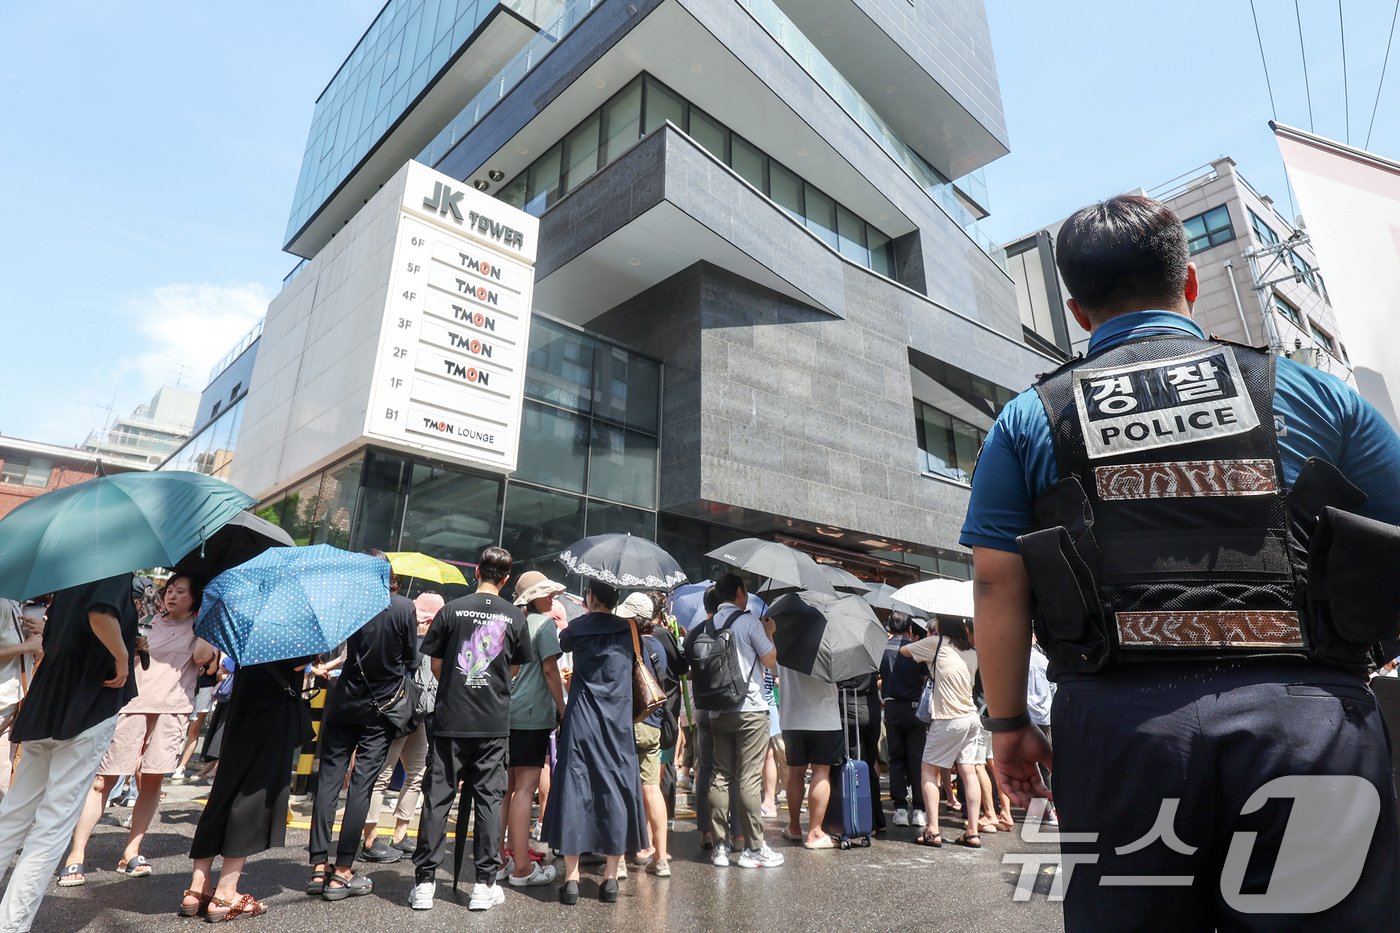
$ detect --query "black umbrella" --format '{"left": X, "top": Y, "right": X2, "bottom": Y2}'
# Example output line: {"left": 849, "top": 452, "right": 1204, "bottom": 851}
{"left": 172, "top": 511, "right": 294, "bottom": 583}
{"left": 820, "top": 564, "right": 871, "bottom": 595}
{"left": 705, "top": 538, "right": 837, "bottom": 596}
{"left": 558, "top": 534, "right": 687, "bottom": 590}
{"left": 767, "top": 590, "right": 887, "bottom": 683}
{"left": 862, "top": 582, "right": 899, "bottom": 611}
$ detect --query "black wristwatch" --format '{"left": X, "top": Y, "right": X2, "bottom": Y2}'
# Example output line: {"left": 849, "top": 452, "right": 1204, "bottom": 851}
{"left": 980, "top": 712, "right": 1031, "bottom": 733}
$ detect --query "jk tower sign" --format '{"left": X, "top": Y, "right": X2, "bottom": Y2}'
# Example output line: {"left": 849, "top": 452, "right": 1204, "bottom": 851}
{"left": 232, "top": 161, "right": 539, "bottom": 501}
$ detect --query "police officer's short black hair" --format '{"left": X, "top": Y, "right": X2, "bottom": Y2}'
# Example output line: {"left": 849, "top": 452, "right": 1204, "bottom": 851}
{"left": 1056, "top": 195, "right": 1189, "bottom": 317}
{"left": 715, "top": 573, "right": 746, "bottom": 604}
{"left": 477, "top": 546, "right": 512, "bottom": 585}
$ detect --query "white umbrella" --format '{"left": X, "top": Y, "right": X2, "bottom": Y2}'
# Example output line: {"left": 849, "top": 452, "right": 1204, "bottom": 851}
{"left": 890, "top": 578, "right": 974, "bottom": 618}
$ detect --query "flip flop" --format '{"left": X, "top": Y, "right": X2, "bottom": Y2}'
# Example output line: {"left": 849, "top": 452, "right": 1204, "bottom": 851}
{"left": 58, "top": 864, "right": 87, "bottom": 887}
{"left": 780, "top": 829, "right": 804, "bottom": 843}
{"left": 117, "top": 855, "right": 153, "bottom": 877}
{"left": 802, "top": 835, "right": 837, "bottom": 849}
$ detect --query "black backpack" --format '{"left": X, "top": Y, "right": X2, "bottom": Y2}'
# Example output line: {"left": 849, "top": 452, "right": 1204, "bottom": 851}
{"left": 686, "top": 609, "right": 757, "bottom": 712}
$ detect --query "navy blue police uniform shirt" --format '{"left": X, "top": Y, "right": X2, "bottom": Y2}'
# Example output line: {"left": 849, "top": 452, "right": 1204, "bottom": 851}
{"left": 961, "top": 310, "right": 1400, "bottom": 552}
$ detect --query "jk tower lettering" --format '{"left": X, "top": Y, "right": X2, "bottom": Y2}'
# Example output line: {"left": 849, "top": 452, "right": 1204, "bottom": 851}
{"left": 366, "top": 161, "right": 539, "bottom": 473}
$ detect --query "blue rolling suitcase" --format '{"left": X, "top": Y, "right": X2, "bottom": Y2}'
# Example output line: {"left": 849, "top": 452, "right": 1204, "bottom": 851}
{"left": 828, "top": 687, "right": 874, "bottom": 849}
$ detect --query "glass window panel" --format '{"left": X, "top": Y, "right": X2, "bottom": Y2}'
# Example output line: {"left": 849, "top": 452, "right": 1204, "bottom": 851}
{"left": 769, "top": 162, "right": 803, "bottom": 221}
{"left": 601, "top": 79, "right": 642, "bottom": 165}
{"left": 804, "top": 185, "right": 838, "bottom": 248}
{"left": 587, "top": 423, "right": 657, "bottom": 508}
{"left": 498, "top": 173, "right": 527, "bottom": 209}
{"left": 868, "top": 228, "right": 894, "bottom": 278}
{"left": 643, "top": 79, "right": 686, "bottom": 134}
{"left": 351, "top": 449, "right": 410, "bottom": 551}
{"left": 592, "top": 345, "right": 660, "bottom": 432}
{"left": 525, "top": 317, "right": 594, "bottom": 412}
{"left": 500, "top": 484, "right": 586, "bottom": 576}
{"left": 309, "top": 456, "right": 364, "bottom": 548}
{"left": 400, "top": 462, "right": 503, "bottom": 564}
{"left": 278, "top": 474, "right": 325, "bottom": 546}
{"left": 563, "top": 113, "right": 601, "bottom": 194}
{"left": 836, "top": 204, "right": 868, "bottom": 263}
{"left": 730, "top": 136, "right": 765, "bottom": 190}
{"left": 514, "top": 402, "right": 589, "bottom": 494}
{"left": 525, "top": 143, "right": 562, "bottom": 215}
{"left": 688, "top": 108, "right": 727, "bottom": 160}
{"left": 586, "top": 500, "right": 655, "bottom": 540}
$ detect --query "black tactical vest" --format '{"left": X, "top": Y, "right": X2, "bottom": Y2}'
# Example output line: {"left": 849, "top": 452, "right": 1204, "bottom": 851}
{"left": 1016, "top": 333, "right": 1388, "bottom": 674}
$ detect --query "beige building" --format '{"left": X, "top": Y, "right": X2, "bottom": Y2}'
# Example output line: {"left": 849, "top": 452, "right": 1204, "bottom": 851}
{"left": 1005, "top": 157, "right": 1352, "bottom": 383}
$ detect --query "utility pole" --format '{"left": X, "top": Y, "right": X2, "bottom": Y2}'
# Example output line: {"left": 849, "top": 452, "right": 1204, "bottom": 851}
{"left": 1244, "top": 229, "right": 1311, "bottom": 358}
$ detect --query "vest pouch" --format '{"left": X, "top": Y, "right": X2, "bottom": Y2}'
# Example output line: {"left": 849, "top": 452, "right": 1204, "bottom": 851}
{"left": 1307, "top": 506, "right": 1400, "bottom": 658}
{"left": 1017, "top": 525, "right": 1110, "bottom": 673}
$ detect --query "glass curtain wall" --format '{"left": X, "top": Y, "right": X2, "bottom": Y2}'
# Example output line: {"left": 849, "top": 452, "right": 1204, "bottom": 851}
{"left": 498, "top": 74, "right": 897, "bottom": 278}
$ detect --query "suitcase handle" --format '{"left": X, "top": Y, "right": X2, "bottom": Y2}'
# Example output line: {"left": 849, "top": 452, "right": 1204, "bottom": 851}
{"left": 842, "top": 685, "right": 861, "bottom": 761}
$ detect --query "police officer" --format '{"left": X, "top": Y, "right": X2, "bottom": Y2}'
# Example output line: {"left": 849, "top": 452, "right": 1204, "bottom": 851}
{"left": 964, "top": 195, "right": 1400, "bottom": 930}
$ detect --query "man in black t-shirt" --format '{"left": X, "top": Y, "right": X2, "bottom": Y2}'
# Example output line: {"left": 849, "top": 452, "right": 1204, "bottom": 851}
{"left": 410, "top": 546, "right": 531, "bottom": 914}
{"left": 306, "top": 550, "right": 418, "bottom": 900}
{"left": 0, "top": 574, "right": 138, "bottom": 933}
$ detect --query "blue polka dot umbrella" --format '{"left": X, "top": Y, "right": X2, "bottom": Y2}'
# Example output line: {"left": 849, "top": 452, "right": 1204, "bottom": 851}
{"left": 195, "top": 544, "right": 390, "bottom": 666}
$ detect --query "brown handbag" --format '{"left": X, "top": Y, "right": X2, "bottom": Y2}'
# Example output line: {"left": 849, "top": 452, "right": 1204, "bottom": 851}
{"left": 630, "top": 618, "right": 667, "bottom": 724}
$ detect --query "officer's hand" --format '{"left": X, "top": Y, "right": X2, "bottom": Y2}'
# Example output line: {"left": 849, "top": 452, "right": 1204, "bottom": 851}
{"left": 991, "top": 724, "right": 1053, "bottom": 809}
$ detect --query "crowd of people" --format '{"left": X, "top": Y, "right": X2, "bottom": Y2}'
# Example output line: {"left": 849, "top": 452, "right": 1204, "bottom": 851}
{"left": 0, "top": 544, "right": 1047, "bottom": 930}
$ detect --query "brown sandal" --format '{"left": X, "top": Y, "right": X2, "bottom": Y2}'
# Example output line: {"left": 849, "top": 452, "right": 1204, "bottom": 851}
{"left": 204, "top": 893, "right": 268, "bottom": 922}
{"left": 955, "top": 832, "right": 983, "bottom": 849}
{"left": 179, "top": 889, "right": 213, "bottom": 917}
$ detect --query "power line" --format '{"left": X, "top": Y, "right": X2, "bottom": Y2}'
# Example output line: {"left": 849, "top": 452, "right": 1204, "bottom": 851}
{"left": 1250, "top": 0, "right": 1279, "bottom": 119}
{"left": 1367, "top": 0, "right": 1400, "bottom": 149}
{"left": 1295, "top": 0, "right": 1315, "bottom": 132}
{"left": 1340, "top": 0, "right": 1350, "bottom": 144}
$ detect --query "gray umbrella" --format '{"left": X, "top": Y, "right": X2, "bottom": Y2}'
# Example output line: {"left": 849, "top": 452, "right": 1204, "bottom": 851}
{"left": 706, "top": 538, "right": 837, "bottom": 596}
{"left": 767, "top": 590, "right": 887, "bottom": 683}
{"left": 862, "top": 582, "right": 899, "bottom": 610}
{"left": 820, "top": 564, "right": 870, "bottom": 595}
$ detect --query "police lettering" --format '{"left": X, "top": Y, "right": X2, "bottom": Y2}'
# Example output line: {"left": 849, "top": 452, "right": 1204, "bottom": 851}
{"left": 1100, "top": 406, "right": 1238, "bottom": 447}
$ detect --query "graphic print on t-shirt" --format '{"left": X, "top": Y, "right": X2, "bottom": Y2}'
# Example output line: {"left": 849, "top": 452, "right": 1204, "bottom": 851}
{"left": 1071, "top": 347, "right": 1259, "bottom": 459}
{"left": 457, "top": 615, "right": 508, "bottom": 685}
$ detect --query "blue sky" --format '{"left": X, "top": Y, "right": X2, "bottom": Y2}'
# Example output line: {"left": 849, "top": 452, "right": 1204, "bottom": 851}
{"left": 1, "top": 0, "right": 1395, "bottom": 447}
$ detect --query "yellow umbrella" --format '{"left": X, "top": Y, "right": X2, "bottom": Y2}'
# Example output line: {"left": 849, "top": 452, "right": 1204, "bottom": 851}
{"left": 385, "top": 552, "right": 469, "bottom": 586}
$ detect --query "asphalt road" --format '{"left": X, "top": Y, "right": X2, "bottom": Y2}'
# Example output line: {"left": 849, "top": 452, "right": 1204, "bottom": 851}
{"left": 35, "top": 782, "right": 1065, "bottom": 932}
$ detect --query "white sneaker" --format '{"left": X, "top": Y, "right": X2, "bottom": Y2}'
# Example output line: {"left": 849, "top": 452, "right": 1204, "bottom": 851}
{"left": 711, "top": 843, "right": 731, "bottom": 868}
{"left": 736, "top": 844, "right": 785, "bottom": 868}
{"left": 912, "top": 809, "right": 928, "bottom": 827}
{"left": 507, "top": 863, "right": 557, "bottom": 887}
{"left": 408, "top": 881, "right": 436, "bottom": 910}
{"left": 494, "top": 857, "right": 514, "bottom": 882}
{"left": 893, "top": 808, "right": 909, "bottom": 826}
{"left": 468, "top": 882, "right": 505, "bottom": 911}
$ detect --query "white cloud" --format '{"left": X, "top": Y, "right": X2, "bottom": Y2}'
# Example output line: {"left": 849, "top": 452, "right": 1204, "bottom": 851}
{"left": 116, "top": 282, "right": 270, "bottom": 398}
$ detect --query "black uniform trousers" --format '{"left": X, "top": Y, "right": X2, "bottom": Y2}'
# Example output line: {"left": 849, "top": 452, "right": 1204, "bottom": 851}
{"left": 412, "top": 730, "right": 507, "bottom": 887}
{"left": 1053, "top": 661, "right": 1400, "bottom": 932}
{"left": 309, "top": 717, "right": 394, "bottom": 868}
{"left": 883, "top": 699, "right": 928, "bottom": 812}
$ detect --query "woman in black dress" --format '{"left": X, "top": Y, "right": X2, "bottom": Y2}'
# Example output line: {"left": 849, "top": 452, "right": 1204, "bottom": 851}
{"left": 179, "top": 656, "right": 313, "bottom": 920}
{"left": 543, "top": 582, "right": 648, "bottom": 905}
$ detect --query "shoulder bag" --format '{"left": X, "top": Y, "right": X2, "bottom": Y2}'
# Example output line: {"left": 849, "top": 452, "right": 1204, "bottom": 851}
{"left": 351, "top": 647, "right": 420, "bottom": 738}
{"left": 630, "top": 621, "right": 667, "bottom": 724}
{"left": 914, "top": 636, "right": 944, "bottom": 724}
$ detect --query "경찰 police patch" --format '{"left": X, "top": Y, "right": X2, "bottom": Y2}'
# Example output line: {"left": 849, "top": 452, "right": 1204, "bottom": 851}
{"left": 1072, "top": 347, "right": 1260, "bottom": 459}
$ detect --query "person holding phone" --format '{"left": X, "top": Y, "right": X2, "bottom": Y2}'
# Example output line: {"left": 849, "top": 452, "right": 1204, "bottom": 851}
{"left": 0, "top": 598, "right": 44, "bottom": 799}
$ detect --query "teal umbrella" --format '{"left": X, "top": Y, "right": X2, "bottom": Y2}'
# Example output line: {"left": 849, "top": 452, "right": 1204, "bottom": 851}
{"left": 0, "top": 471, "right": 254, "bottom": 600}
